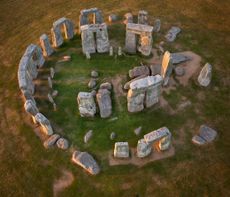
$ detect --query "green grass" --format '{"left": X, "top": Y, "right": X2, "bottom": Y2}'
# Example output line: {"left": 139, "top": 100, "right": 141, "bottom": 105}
{"left": 0, "top": 0, "right": 230, "bottom": 196}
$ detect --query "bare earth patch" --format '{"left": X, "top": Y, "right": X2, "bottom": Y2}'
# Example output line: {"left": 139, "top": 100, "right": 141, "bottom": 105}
{"left": 53, "top": 169, "right": 74, "bottom": 197}
{"left": 108, "top": 146, "right": 175, "bottom": 167}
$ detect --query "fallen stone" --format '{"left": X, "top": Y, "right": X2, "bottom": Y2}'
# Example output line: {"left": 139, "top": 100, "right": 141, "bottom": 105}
{"left": 124, "top": 74, "right": 148, "bottom": 90}
{"left": 199, "top": 125, "right": 217, "bottom": 143}
{"left": 91, "top": 70, "right": 99, "bottom": 78}
{"left": 129, "top": 65, "right": 150, "bottom": 78}
{"left": 171, "top": 53, "right": 190, "bottom": 64}
{"left": 72, "top": 151, "right": 100, "bottom": 175}
{"left": 88, "top": 78, "right": 97, "bottom": 89}
{"left": 100, "top": 82, "right": 112, "bottom": 90}
{"left": 134, "top": 126, "right": 142, "bottom": 136}
{"left": 150, "top": 64, "right": 161, "bottom": 76}
{"left": 43, "top": 134, "right": 60, "bottom": 148}
{"left": 56, "top": 138, "right": 69, "bottom": 150}
{"left": 108, "top": 117, "right": 118, "bottom": 122}
{"left": 198, "top": 63, "right": 212, "bottom": 87}
{"left": 63, "top": 55, "right": 71, "bottom": 61}
{"left": 48, "top": 77, "right": 53, "bottom": 89}
{"left": 165, "top": 26, "right": 181, "bottom": 42}
{"left": 136, "top": 139, "right": 152, "bottom": 158}
{"left": 84, "top": 130, "right": 93, "bottom": 143}
{"left": 77, "top": 92, "right": 96, "bottom": 117}
{"left": 174, "top": 66, "right": 185, "bottom": 76}
{"left": 96, "top": 89, "right": 112, "bottom": 118}
{"left": 110, "top": 132, "right": 116, "bottom": 140}
{"left": 114, "top": 142, "right": 129, "bottom": 158}
{"left": 108, "top": 14, "right": 118, "bottom": 22}
{"left": 192, "top": 135, "right": 206, "bottom": 145}
{"left": 52, "top": 90, "right": 58, "bottom": 98}
{"left": 144, "top": 127, "right": 170, "bottom": 144}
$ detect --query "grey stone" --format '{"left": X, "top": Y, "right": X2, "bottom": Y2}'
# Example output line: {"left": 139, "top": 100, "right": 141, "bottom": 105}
{"left": 52, "top": 90, "right": 58, "bottom": 98}
{"left": 138, "top": 10, "right": 148, "bottom": 25}
{"left": 129, "top": 65, "right": 150, "bottom": 78}
{"left": 110, "top": 132, "right": 116, "bottom": 140}
{"left": 72, "top": 151, "right": 100, "bottom": 175}
{"left": 35, "top": 113, "right": 53, "bottom": 135}
{"left": 43, "top": 134, "right": 60, "bottom": 149}
{"left": 96, "top": 89, "right": 112, "bottom": 118}
{"left": 124, "top": 74, "right": 148, "bottom": 90}
{"left": 84, "top": 130, "right": 93, "bottom": 143}
{"left": 136, "top": 139, "right": 152, "bottom": 158}
{"left": 108, "top": 14, "right": 118, "bottom": 22}
{"left": 56, "top": 138, "right": 69, "bottom": 150}
{"left": 134, "top": 126, "right": 142, "bottom": 136}
{"left": 114, "top": 142, "right": 129, "bottom": 158}
{"left": 88, "top": 79, "right": 97, "bottom": 89}
{"left": 150, "top": 64, "right": 161, "bottom": 76}
{"left": 174, "top": 66, "right": 185, "bottom": 76}
{"left": 192, "top": 135, "right": 206, "bottom": 145}
{"left": 198, "top": 63, "right": 212, "bottom": 87}
{"left": 48, "top": 77, "right": 53, "bottom": 89}
{"left": 171, "top": 53, "right": 190, "bottom": 64}
{"left": 153, "top": 19, "right": 161, "bottom": 32}
{"left": 50, "top": 67, "right": 55, "bottom": 79}
{"left": 125, "top": 23, "right": 153, "bottom": 56}
{"left": 91, "top": 70, "right": 99, "bottom": 78}
{"left": 100, "top": 82, "right": 112, "bottom": 90}
{"left": 118, "top": 46, "right": 122, "bottom": 56}
{"left": 199, "top": 125, "right": 217, "bottom": 143}
{"left": 165, "top": 26, "right": 181, "bottom": 42}
{"left": 144, "top": 127, "right": 171, "bottom": 144}
{"left": 24, "top": 99, "right": 38, "bottom": 116}
{"left": 109, "top": 46, "right": 113, "bottom": 56}
{"left": 77, "top": 92, "right": 96, "bottom": 117}
{"left": 123, "top": 13, "right": 133, "bottom": 24}
{"left": 40, "top": 34, "right": 54, "bottom": 57}
{"left": 161, "top": 51, "right": 173, "bottom": 86}
{"left": 158, "top": 132, "right": 172, "bottom": 151}
{"left": 79, "top": 8, "right": 103, "bottom": 26}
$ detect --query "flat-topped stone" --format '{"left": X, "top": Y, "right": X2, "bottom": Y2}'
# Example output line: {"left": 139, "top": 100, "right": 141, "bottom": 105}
{"left": 199, "top": 125, "right": 217, "bottom": 143}
{"left": 77, "top": 92, "right": 96, "bottom": 117}
{"left": 136, "top": 139, "right": 152, "bottom": 158}
{"left": 35, "top": 113, "right": 53, "bottom": 135}
{"left": 114, "top": 142, "right": 129, "bottom": 158}
{"left": 126, "top": 23, "right": 153, "bottom": 33}
{"left": 96, "top": 89, "right": 112, "bottom": 118}
{"left": 144, "top": 127, "right": 170, "bottom": 144}
{"left": 129, "top": 65, "right": 150, "bottom": 78}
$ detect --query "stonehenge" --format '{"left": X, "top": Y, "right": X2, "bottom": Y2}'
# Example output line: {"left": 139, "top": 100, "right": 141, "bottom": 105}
{"left": 96, "top": 89, "right": 112, "bottom": 118}
{"left": 79, "top": 8, "right": 103, "bottom": 26}
{"left": 40, "top": 34, "right": 54, "bottom": 57}
{"left": 51, "top": 17, "right": 75, "bottom": 47}
{"left": 125, "top": 23, "right": 153, "bottom": 56}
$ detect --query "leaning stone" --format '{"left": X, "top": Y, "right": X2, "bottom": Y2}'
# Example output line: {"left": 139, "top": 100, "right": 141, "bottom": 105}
{"left": 134, "top": 126, "right": 142, "bottom": 136}
{"left": 84, "top": 130, "right": 93, "bottom": 143}
{"left": 72, "top": 151, "right": 100, "bottom": 175}
{"left": 199, "top": 125, "right": 217, "bottom": 143}
{"left": 91, "top": 70, "right": 99, "bottom": 78}
{"left": 108, "top": 14, "right": 118, "bottom": 22}
{"left": 88, "top": 78, "right": 97, "bottom": 89}
{"left": 161, "top": 51, "right": 173, "bottom": 86}
{"left": 153, "top": 19, "right": 161, "bottom": 32}
{"left": 96, "top": 89, "right": 112, "bottom": 118}
{"left": 114, "top": 142, "right": 129, "bottom": 158}
{"left": 198, "top": 63, "right": 212, "bottom": 87}
{"left": 43, "top": 134, "right": 60, "bottom": 149}
{"left": 110, "top": 132, "right": 116, "bottom": 140}
{"left": 91, "top": 90, "right": 97, "bottom": 97}
{"left": 171, "top": 53, "right": 190, "bottom": 64}
{"left": 77, "top": 92, "right": 96, "bottom": 117}
{"left": 174, "top": 66, "right": 185, "bottom": 76}
{"left": 35, "top": 113, "right": 53, "bottom": 135}
{"left": 100, "top": 82, "right": 112, "bottom": 90}
{"left": 136, "top": 139, "right": 152, "bottom": 158}
{"left": 52, "top": 90, "right": 58, "bottom": 98}
{"left": 192, "top": 135, "right": 206, "bottom": 145}
{"left": 129, "top": 65, "right": 150, "bottom": 78}
{"left": 165, "top": 26, "right": 181, "bottom": 42}
{"left": 56, "top": 138, "right": 69, "bottom": 150}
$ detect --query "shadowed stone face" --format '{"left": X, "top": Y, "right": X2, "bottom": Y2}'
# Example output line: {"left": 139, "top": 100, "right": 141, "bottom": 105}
{"left": 24, "top": 99, "right": 38, "bottom": 116}
{"left": 161, "top": 51, "right": 173, "bottom": 86}
{"left": 96, "top": 89, "right": 112, "bottom": 118}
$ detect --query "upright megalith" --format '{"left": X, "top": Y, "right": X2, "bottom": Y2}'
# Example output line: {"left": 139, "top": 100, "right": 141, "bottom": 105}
{"left": 79, "top": 8, "right": 103, "bottom": 27}
{"left": 51, "top": 17, "right": 75, "bottom": 47}
{"left": 138, "top": 10, "right": 148, "bottom": 25}
{"left": 24, "top": 99, "right": 38, "bottom": 116}
{"left": 77, "top": 92, "right": 96, "bottom": 117}
{"left": 40, "top": 34, "right": 54, "bottom": 57}
{"left": 125, "top": 23, "right": 153, "bottom": 56}
{"left": 114, "top": 142, "right": 130, "bottom": 158}
{"left": 161, "top": 51, "right": 173, "bottom": 86}
{"left": 35, "top": 113, "right": 53, "bottom": 135}
{"left": 127, "top": 75, "right": 162, "bottom": 112}
{"left": 96, "top": 89, "right": 112, "bottom": 118}
{"left": 153, "top": 19, "right": 161, "bottom": 32}
{"left": 124, "top": 13, "right": 133, "bottom": 24}
{"left": 198, "top": 63, "right": 212, "bottom": 87}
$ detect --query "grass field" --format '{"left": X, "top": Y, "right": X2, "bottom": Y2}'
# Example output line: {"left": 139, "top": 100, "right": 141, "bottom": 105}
{"left": 0, "top": 0, "right": 230, "bottom": 196}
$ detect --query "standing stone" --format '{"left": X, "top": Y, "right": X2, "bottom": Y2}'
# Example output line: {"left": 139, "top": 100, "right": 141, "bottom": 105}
{"left": 100, "top": 82, "right": 112, "bottom": 90}
{"left": 96, "top": 89, "right": 112, "bottom": 118}
{"left": 24, "top": 99, "right": 38, "bottom": 116}
{"left": 48, "top": 77, "right": 53, "bottom": 89}
{"left": 158, "top": 132, "right": 172, "bottom": 151}
{"left": 165, "top": 26, "right": 181, "bottom": 42}
{"left": 136, "top": 139, "right": 152, "bottom": 158}
{"left": 118, "top": 46, "right": 122, "bottom": 56}
{"left": 51, "top": 27, "right": 63, "bottom": 48}
{"left": 129, "top": 65, "right": 150, "bottom": 78}
{"left": 77, "top": 92, "right": 96, "bottom": 117}
{"left": 110, "top": 132, "right": 116, "bottom": 140}
{"left": 198, "top": 63, "right": 212, "bottom": 87}
{"left": 50, "top": 67, "right": 55, "bottom": 79}
{"left": 52, "top": 90, "right": 58, "bottom": 98}
{"left": 114, "top": 142, "right": 129, "bottom": 158}
{"left": 56, "top": 138, "right": 69, "bottom": 150}
{"left": 88, "top": 78, "right": 97, "bottom": 89}
{"left": 91, "top": 70, "right": 99, "bottom": 78}
{"left": 48, "top": 93, "right": 55, "bottom": 104}
{"left": 86, "top": 51, "right": 91, "bottom": 59}
{"left": 109, "top": 46, "right": 113, "bottom": 56}
{"left": 72, "top": 151, "right": 100, "bottom": 175}
{"left": 153, "top": 19, "right": 161, "bottom": 32}
{"left": 96, "top": 24, "right": 110, "bottom": 53}
{"left": 161, "top": 51, "right": 173, "bottom": 86}
{"left": 134, "top": 126, "right": 142, "bottom": 136}
{"left": 81, "top": 25, "right": 96, "bottom": 54}
{"left": 43, "top": 134, "right": 60, "bottom": 149}
{"left": 124, "top": 13, "right": 133, "bottom": 24}
{"left": 63, "top": 19, "right": 75, "bottom": 39}
{"left": 40, "top": 34, "right": 54, "bottom": 57}
{"left": 35, "top": 113, "right": 53, "bottom": 135}
{"left": 138, "top": 10, "right": 148, "bottom": 25}
{"left": 84, "top": 130, "right": 93, "bottom": 143}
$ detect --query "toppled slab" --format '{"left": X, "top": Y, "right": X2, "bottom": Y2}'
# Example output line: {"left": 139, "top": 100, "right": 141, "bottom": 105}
{"left": 198, "top": 63, "right": 212, "bottom": 87}
{"left": 129, "top": 65, "right": 150, "bottom": 78}
{"left": 165, "top": 26, "right": 181, "bottom": 42}
{"left": 43, "top": 134, "right": 60, "bottom": 148}
{"left": 77, "top": 92, "right": 96, "bottom": 117}
{"left": 96, "top": 89, "right": 112, "bottom": 118}
{"left": 72, "top": 151, "right": 100, "bottom": 175}
{"left": 171, "top": 53, "right": 190, "bottom": 64}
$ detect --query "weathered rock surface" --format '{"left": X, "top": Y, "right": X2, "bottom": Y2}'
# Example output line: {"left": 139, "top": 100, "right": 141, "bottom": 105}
{"left": 100, "top": 82, "right": 112, "bottom": 90}
{"left": 136, "top": 139, "right": 152, "bottom": 158}
{"left": 123, "top": 13, "right": 133, "bottom": 24}
{"left": 150, "top": 64, "right": 161, "bottom": 76}
{"left": 153, "top": 19, "right": 161, "bottom": 32}
{"left": 43, "top": 134, "right": 60, "bottom": 148}
{"left": 165, "top": 26, "right": 181, "bottom": 42}
{"left": 88, "top": 78, "right": 97, "bottom": 89}
{"left": 56, "top": 138, "right": 69, "bottom": 150}
{"left": 24, "top": 99, "right": 38, "bottom": 116}
{"left": 48, "top": 77, "right": 53, "bottom": 89}
{"left": 138, "top": 10, "right": 148, "bottom": 25}
{"left": 50, "top": 67, "right": 55, "bottom": 79}
{"left": 77, "top": 92, "right": 96, "bottom": 117}
{"left": 114, "top": 142, "right": 129, "bottom": 158}
{"left": 161, "top": 51, "right": 173, "bottom": 86}
{"left": 84, "top": 130, "right": 93, "bottom": 143}
{"left": 174, "top": 66, "right": 185, "bottom": 76}
{"left": 198, "top": 63, "right": 212, "bottom": 87}
{"left": 91, "top": 70, "right": 99, "bottom": 78}
{"left": 192, "top": 135, "right": 206, "bottom": 145}
{"left": 129, "top": 65, "right": 150, "bottom": 78}
{"left": 96, "top": 89, "right": 112, "bottom": 118}
{"left": 134, "top": 126, "right": 142, "bottom": 136}
{"left": 171, "top": 53, "right": 190, "bottom": 64}
{"left": 72, "top": 151, "right": 100, "bottom": 175}
{"left": 52, "top": 90, "right": 58, "bottom": 98}
{"left": 40, "top": 34, "right": 54, "bottom": 57}
{"left": 35, "top": 113, "right": 53, "bottom": 135}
